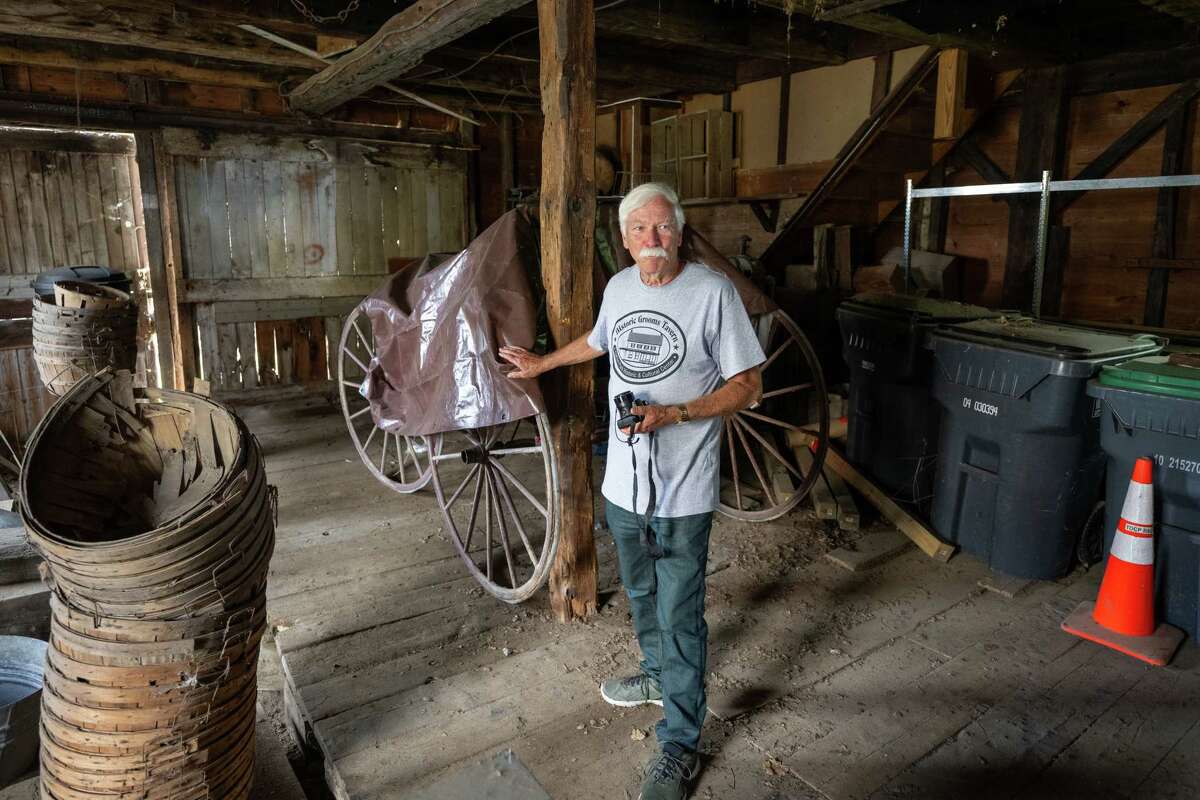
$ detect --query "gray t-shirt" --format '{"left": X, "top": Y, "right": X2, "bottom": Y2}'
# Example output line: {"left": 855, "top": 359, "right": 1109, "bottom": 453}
{"left": 588, "top": 262, "right": 766, "bottom": 517}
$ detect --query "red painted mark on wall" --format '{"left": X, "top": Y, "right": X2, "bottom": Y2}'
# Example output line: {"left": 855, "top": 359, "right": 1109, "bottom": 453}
{"left": 304, "top": 244, "right": 325, "bottom": 265}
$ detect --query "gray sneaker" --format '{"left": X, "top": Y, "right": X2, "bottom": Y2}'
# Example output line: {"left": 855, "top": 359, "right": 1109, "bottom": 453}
{"left": 640, "top": 749, "right": 698, "bottom": 800}
{"left": 600, "top": 673, "right": 663, "bottom": 707}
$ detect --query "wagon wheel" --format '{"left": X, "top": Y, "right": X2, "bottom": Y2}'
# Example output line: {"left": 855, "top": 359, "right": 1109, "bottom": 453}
{"left": 426, "top": 414, "right": 560, "bottom": 604}
{"left": 719, "top": 309, "right": 829, "bottom": 522}
{"left": 337, "top": 303, "right": 436, "bottom": 493}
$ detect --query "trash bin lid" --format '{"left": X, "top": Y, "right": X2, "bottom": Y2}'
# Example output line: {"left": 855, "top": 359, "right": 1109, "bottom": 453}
{"left": 841, "top": 293, "right": 1000, "bottom": 323}
{"left": 1099, "top": 354, "right": 1200, "bottom": 400}
{"left": 937, "top": 318, "right": 1164, "bottom": 362}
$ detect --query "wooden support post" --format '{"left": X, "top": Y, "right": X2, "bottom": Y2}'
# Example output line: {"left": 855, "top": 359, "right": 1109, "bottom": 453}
{"left": 1145, "top": 102, "right": 1191, "bottom": 327}
{"left": 133, "top": 131, "right": 177, "bottom": 390}
{"left": 499, "top": 111, "right": 516, "bottom": 204}
{"left": 918, "top": 161, "right": 950, "bottom": 253}
{"left": 150, "top": 133, "right": 196, "bottom": 391}
{"left": 870, "top": 51, "right": 893, "bottom": 114}
{"left": 1001, "top": 66, "right": 1066, "bottom": 312}
{"left": 539, "top": 0, "right": 598, "bottom": 622}
{"left": 630, "top": 100, "right": 648, "bottom": 186}
{"left": 934, "top": 49, "right": 968, "bottom": 140}
{"left": 777, "top": 73, "right": 790, "bottom": 166}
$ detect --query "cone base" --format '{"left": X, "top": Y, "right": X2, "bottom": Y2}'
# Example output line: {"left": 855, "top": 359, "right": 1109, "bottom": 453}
{"left": 1062, "top": 601, "right": 1185, "bottom": 667}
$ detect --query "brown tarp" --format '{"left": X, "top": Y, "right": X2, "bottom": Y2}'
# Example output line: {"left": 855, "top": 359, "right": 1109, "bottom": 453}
{"left": 358, "top": 208, "right": 544, "bottom": 436}
{"left": 358, "top": 204, "right": 775, "bottom": 436}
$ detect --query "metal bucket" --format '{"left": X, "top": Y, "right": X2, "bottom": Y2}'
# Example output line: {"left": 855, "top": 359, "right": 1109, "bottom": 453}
{"left": 0, "top": 636, "right": 47, "bottom": 788}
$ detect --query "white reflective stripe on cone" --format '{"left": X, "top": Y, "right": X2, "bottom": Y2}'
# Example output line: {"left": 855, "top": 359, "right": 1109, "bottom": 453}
{"left": 1111, "top": 523, "right": 1155, "bottom": 566}
{"left": 1119, "top": 481, "right": 1153, "bottom": 526}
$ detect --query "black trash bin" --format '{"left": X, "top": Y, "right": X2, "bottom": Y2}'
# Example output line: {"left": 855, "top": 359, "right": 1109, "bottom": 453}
{"left": 836, "top": 294, "right": 1001, "bottom": 506}
{"left": 930, "top": 319, "right": 1163, "bottom": 579}
{"left": 31, "top": 266, "right": 130, "bottom": 298}
{"left": 1089, "top": 354, "right": 1200, "bottom": 639}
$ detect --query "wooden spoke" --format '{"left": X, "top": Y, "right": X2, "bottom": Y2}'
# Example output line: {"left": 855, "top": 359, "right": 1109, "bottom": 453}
{"left": 363, "top": 423, "right": 379, "bottom": 451}
{"left": 395, "top": 435, "right": 408, "bottom": 482}
{"left": 740, "top": 409, "right": 801, "bottom": 432}
{"left": 724, "top": 418, "right": 743, "bottom": 511}
{"left": 349, "top": 406, "right": 371, "bottom": 420}
{"left": 377, "top": 432, "right": 389, "bottom": 472}
{"left": 343, "top": 347, "right": 369, "bottom": 375}
{"left": 341, "top": 379, "right": 362, "bottom": 389}
{"left": 464, "top": 428, "right": 483, "bottom": 447}
{"left": 487, "top": 470, "right": 519, "bottom": 589}
{"left": 761, "top": 382, "right": 814, "bottom": 400}
{"left": 446, "top": 463, "right": 480, "bottom": 512}
{"left": 483, "top": 473, "right": 493, "bottom": 581}
{"left": 486, "top": 445, "right": 543, "bottom": 457}
{"left": 761, "top": 335, "right": 795, "bottom": 371}
{"left": 732, "top": 417, "right": 775, "bottom": 507}
{"left": 462, "top": 467, "right": 484, "bottom": 554}
{"left": 734, "top": 416, "right": 802, "bottom": 482}
{"left": 351, "top": 319, "right": 371, "bottom": 353}
{"left": 493, "top": 467, "right": 539, "bottom": 564}
{"left": 491, "top": 459, "right": 548, "bottom": 519}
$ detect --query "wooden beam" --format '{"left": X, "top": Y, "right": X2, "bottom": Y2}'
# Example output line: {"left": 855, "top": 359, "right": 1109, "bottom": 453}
{"left": 133, "top": 131, "right": 177, "bottom": 390}
{"left": 1052, "top": 79, "right": 1200, "bottom": 216}
{"left": 538, "top": 0, "right": 597, "bottom": 623}
{"left": 0, "top": 6, "right": 318, "bottom": 70}
{"left": 777, "top": 74, "right": 791, "bottom": 166}
{"left": 578, "top": 1, "right": 846, "bottom": 64}
{"left": 181, "top": 277, "right": 384, "bottom": 304}
{"left": 1000, "top": 66, "right": 1066, "bottom": 312}
{"left": 1139, "top": 0, "right": 1200, "bottom": 23}
{"left": 0, "top": 90, "right": 468, "bottom": 148}
{"left": 1130, "top": 256, "right": 1200, "bottom": 270}
{"left": 1145, "top": 101, "right": 1191, "bottom": 326}
{"left": 0, "top": 36, "right": 283, "bottom": 90}
{"left": 289, "top": 0, "right": 530, "bottom": 115}
{"left": 956, "top": 138, "right": 1018, "bottom": 207}
{"left": 152, "top": 133, "right": 195, "bottom": 390}
{"left": 870, "top": 51, "right": 893, "bottom": 113}
{"left": 934, "top": 48, "right": 968, "bottom": 139}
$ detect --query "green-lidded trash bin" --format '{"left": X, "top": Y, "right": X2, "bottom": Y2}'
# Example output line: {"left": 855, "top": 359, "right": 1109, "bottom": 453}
{"left": 1088, "top": 353, "right": 1200, "bottom": 639}
{"left": 836, "top": 294, "right": 1001, "bottom": 506}
{"left": 930, "top": 319, "right": 1164, "bottom": 579}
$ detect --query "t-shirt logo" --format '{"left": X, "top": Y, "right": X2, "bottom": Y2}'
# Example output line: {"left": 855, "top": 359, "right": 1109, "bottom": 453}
{"left": 611, "top": 311, "right": 687, "bottom": 384}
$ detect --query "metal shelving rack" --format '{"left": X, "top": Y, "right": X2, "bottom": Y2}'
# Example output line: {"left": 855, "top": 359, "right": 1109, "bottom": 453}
{"left": 901, "top": 172, "right": 1200, "bottom": 316}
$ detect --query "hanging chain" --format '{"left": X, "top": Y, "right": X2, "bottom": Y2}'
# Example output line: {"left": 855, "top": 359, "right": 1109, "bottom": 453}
{"left": 289, "top": 0, "right": 360, "bottom": 25}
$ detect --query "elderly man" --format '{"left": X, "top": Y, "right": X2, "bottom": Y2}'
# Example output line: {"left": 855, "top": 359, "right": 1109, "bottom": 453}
{"left": 500, "top": 182, "right": 764, "bottom": 800}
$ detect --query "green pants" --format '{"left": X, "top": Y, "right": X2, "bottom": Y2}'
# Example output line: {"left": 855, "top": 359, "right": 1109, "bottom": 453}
{"left": 605, "top": 500, "right": 712, "bottom": 755}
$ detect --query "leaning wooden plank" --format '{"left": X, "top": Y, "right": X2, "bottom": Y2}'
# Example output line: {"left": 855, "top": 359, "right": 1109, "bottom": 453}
{"left": 0, "top": 151, "right": 26, "bottom": 270}
{"left": 787, "top": 416, "right": 848, "bottom": 449}
{"left": 792, "top": 445, "right": 837, "bottom": 521}
{"left": 824, "top": 468, "right": 861, "bottom": 531}
{"left": 822, "top": 445, "right": 955, "bottom": 562}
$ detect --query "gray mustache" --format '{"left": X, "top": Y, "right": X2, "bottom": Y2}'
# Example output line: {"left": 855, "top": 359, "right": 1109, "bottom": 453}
{"left": 639, "top": 247, "right": 669, "bottom": 259}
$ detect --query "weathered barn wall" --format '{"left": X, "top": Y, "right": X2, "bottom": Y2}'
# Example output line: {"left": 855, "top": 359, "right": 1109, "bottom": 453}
{"left": 0, "top": 128, "right": 147, "bottom": 446}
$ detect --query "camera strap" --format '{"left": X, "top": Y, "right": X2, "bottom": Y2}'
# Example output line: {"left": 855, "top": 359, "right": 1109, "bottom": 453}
{"left": 629, "top": 432, "right": 663, "bottom": 559}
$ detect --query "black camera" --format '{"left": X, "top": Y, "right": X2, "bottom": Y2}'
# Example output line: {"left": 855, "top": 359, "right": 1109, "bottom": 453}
{"left": 613, "top": 390, "right": 644, "bottom": 431}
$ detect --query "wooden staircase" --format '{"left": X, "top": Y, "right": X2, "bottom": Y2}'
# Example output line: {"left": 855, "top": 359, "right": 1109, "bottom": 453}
{"left": 759, "top": 47, "right": 1020, "bottom": 273}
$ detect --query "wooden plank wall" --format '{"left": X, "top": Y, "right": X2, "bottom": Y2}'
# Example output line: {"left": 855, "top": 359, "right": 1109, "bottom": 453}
{"left": 0, "top": 128, "right": 147, "bottom": 447}
{"left": 165, "top": 129, "right": 468, "bottom": 399}
{"left": 873, "top": 83, "right": 1200, "bottom": 329}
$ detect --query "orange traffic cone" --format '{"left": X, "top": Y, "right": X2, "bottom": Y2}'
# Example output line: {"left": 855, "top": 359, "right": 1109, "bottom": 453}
{"left": 1062, "top": 457, "right": 1184, "bottom": 666}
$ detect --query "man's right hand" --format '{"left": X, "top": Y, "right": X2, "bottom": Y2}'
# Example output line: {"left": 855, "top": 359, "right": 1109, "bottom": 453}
{"left": 498, "top": 346, "right": 545, "bottom": 379}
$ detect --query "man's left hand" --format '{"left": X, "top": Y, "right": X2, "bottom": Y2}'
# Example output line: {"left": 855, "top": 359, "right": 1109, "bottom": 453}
{"left": 625, "top": 404, "right": 680, "bottom": 435}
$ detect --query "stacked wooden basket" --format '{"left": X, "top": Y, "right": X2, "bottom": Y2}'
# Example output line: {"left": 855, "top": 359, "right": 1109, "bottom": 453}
{"left": 32, "top": 280, "right": 138, "bottom": 396}
{"left": 19, "top": 369, "right": 274, "bottom": 799}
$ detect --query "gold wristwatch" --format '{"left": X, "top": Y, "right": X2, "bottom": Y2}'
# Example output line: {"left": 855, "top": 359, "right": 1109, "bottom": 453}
{"left": 675, "top": 404, "right": 690, "bottom": 424}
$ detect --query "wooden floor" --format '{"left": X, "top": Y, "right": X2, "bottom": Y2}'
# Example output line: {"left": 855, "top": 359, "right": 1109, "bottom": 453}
{"left": 249, "top": 398, "right": 1200, "bottom": 800}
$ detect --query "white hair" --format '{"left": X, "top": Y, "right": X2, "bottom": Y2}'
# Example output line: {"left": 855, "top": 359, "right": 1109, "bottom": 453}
{"left": 618, "top": 182, "right": 685, "bottom": 236}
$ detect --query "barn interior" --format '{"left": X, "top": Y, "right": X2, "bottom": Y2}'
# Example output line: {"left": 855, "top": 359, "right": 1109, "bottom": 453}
{"left": 2, "top": 1, "right": 1200, "bottom": 799}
